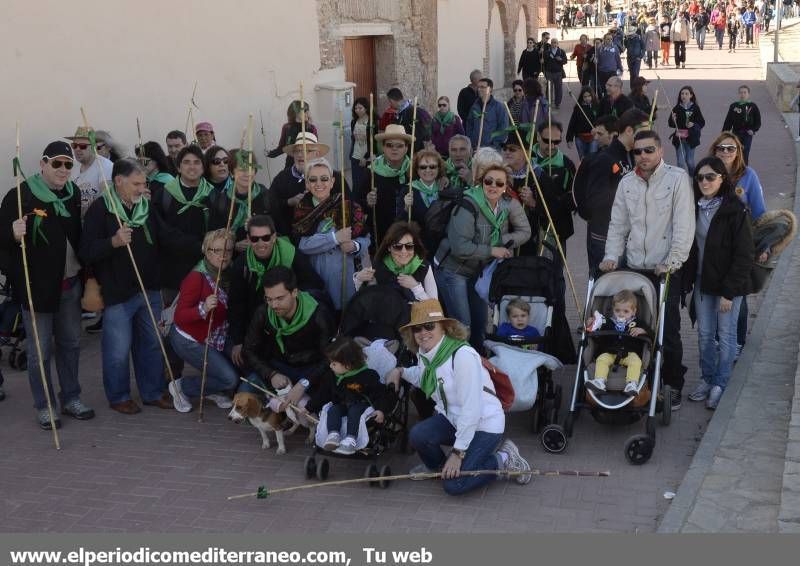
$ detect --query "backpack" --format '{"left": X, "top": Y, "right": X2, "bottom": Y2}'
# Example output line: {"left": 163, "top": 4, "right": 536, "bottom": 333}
{"left": 572, "top": 153, "right": 597, "bottom": 221}
{"left": 424, "top": 191, "right": 477, "bottom": 254}
{"left": 451, "top": 346, "right": 515, "bottom": 411}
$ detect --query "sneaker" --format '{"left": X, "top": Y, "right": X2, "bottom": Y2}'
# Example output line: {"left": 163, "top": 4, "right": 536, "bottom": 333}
{"left": 498, "top": 439, "right": 532, "bottom": 485}
{"left": 670, "top": 388, "right": 682, "bottom": 411}
{"left": 688, "top": 380, "right": 713, "bottom": 402}
{"left": 585, "top": 378, "right": 606, "bottom": 393}
{"left": 205, "top": 393, "right": 232, "bottom": 409}
{"left": 81, "top": 310, "right": 97, "bottom": 320}
{"left": 736, "top": 343, "right": 744, "bottom": 360}
{"left": 624, "top": 381, "right": 639, "bottom": 396}
{"left": 323, "top": 431, "right": 341, "bottom": 451}
{"left": 168, "top": 379, "right": 192, "bottom": 413}
{"left": 706, "top": 385, "right": 723, "bottom": 410}
{"left": 338, "top": 435, "right": 357, "bottom": 455}
{"left": 409, "top": 463, "right": 439, "bottom": 480}
{"left": 85, "top": 316, "right": 103, "bottom": 334}
{"left": 61, "top": 398, "right": 95, "bottom": 420}
{"left": 37, "top": 408, "right": 61, "bottom": 430}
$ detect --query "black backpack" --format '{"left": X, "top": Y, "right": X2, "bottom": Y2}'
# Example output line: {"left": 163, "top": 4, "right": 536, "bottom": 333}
{"left": 572, "top": 153, "right": 596, "bottom": 222}
{"left": 424, "top": 189, "right": 477, "bottom": 253}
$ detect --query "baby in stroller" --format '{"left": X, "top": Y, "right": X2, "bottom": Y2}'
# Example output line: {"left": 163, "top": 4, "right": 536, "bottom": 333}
{"left": 496, "top": 298, "right": 541, "bottom": 348}
{"left": 584, "top": 289, "right": 652, "bottom": 396}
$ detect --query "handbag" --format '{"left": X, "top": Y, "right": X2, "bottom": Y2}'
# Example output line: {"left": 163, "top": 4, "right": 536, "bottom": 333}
{"left": 81, "top": 277, "right": 104, "bottom": 312}
{"left": 474, "top": 259, "right": 500, "bottom": 303}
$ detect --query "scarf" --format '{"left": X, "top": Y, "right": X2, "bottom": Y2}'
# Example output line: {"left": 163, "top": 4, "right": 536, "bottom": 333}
{"left": 163, "top": 176, "right": 214, "bottom": 215}
{"left": 411, "top": 179, "right": 439, "bottom": 207}
{"left": 102, "top": 187, "right": 153, "bottom": 245}
{"left": 445, "top": 159, "right": 471, "bottom": 188}
{"left": 147, "top": 171, "right": 174, "bottom": 185}
{"left": 335, "top": 365, "right": 368, "bottom": 385}
{"left": 382, "top": 254, "right": 423, "bottom": 276}
{"left": 21, "top": 171, "right": 75, "bottom": 246}
{"left": 246, "top": 236, "right": 295, "bottom": 290}
{"left": 266, "top": 291, "right": 318, "bottom": 353}
{"left": 698, "top": 196, "right": 722, "bottom": 217}
{"left": 226, "top": 182, "right": 263, "bottom": 232}
{"left": 194, "top": 257, "right": 226, "bottom": 287}
{"left": 419, "top": 335, "right": 469, "bottom": 401}
{"left": 371, "top": 155, "right": 411, "bottom": 184}
{"left": 465, "top": 185, "right": 508, "bottom": 246}
{"left": 433, "top": 111, "right": 455, "bottom": 135}
{"left": 533, "top": 146, "right": 565, "bottom": 170}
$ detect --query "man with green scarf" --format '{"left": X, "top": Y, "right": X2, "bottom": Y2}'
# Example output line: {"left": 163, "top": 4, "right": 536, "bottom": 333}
{"left": 530, "top": 121, "right": 577, "bottom": 244}
{"left": 444, "top": 135, "right": 473, "bottom": 191}
{"left": 81, "top": 159, "right": 192, "bottom": 414}
{"left": 0, "top": 141, "right": 93, "bottom": 429}
{"left": 228, "top": 215, "right": 324, "bottom": 367}
{"left": 241, "top": 266, "right": 335, "bottom": 415}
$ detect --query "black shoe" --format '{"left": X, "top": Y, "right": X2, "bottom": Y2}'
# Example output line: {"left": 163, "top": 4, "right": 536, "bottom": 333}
{"left": 86, "top": 316, "right": 103, "bottom": 334}
{"left": 37, "top": 409, "right": 62, "bottom": 430}
{"left": 670, "top": 389, "right": 682, "bottom": 411}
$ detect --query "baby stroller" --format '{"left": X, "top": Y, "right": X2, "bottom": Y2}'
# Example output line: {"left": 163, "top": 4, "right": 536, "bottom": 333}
{"left": 0, "top": 279, "right": 26, "bottom": 370}
{"left": 546, "top": 271, "right": 672, "bottom": 465}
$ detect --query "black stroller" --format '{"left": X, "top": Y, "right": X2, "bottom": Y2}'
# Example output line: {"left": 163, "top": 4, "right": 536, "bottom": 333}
{"left": 0, "top": 279, "right": 26, "bottom": 370}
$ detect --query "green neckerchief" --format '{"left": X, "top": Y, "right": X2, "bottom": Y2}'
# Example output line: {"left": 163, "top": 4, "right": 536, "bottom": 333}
{"left": 335, "top": 364, "right": 368, "bottom": 385}
{"left": 383, "top": 254, "right": 423, "bottom": 276}
{"left": 533, "top": 147, "right": 571, "bottom": 190}
{"left": 445, "top": 159, "right": 472, "bottom": 188}
{"left": 464, "top": 185, "right": 509, "bottom": 246}
{"left": 411, "top": 179, "right": 439, "bottom": 207}
{"left": 246, "top": 236, "right": 295, "bottom": 290}
{"left": 163, "top": 176, "right": 214, "bottom": 215}
{"left": 16, "top": 169, "right": 75, "bottom": 246}
{"left": 102, "top": 186, "right": 153, "bottom": 245}
{"left": 226, "top": 182, "right": 263, "bottom": 232}
{"left": 419, "top": 335, "right": 469, "bottom": 403}
{"left": 433, "top": 111, "right": 455, "bottom": 134}
{"left": 371, "top": 155, "right": 411, "bottom": 184}
{"left": 266, "top": 291, "right": 318, "bottom": 353}
{"left": 147, "top": 171, "right": 174, "bottom": 185}
{"left": 735, "top": 100, "right": 751, "bottom": 106}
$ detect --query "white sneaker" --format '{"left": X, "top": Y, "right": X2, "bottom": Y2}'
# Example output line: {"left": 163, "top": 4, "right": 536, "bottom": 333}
{"left": 585, "top": 378, "right": 607, "bottom": 392}
{"left": 323, "top": 431, "right": 341, "bottom": 451}
{"left": 624, "top": 381, "right": 639, "bottom": 396}
{"left": 706, "top": 385, "right": 723, "bottom": 410}
{"left": 688, "top": 380, "right": 713, "bottom": 402}
{"left": 498, "top": 439, "right": 532, "bottom": 484}
{"left": 205, "top": 393, "right": 232, "bottom": 409}
{"left": 338, "top": 435, "right": 357, "bottom": 455}
{"left": 168, "top": 379, "right": 192, "bottom": 413}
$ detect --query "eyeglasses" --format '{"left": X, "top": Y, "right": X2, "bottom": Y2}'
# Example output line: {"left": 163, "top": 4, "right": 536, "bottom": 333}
{"left": 95, "top": 143, "right": 106, "bottom": 150}
{"left": 513, "top": 88, "right": 523, "bottom": 92}
{"left": 632, "top": 146, "right": 657, "bottom": 156}
{"left": 307, "top": 176, "right": 331, "bottom": 184}
{"left": 249, "top": 233, "right": 274, "bottom": 243}
{"left": 211, "top": 157, "right": 229, "bottom": 166}
{"left": 45, "top": 158, "right": 74, "bottom": 170}
{"left": 715, "top": 144, "right": 737, "bottom": 154}
{"left": 71, "top": 143, "right": 89, "bottom": 150}
{"left": 411, "top": 322, "right": 437, "bottom": 334}
{"left": 418, "top": 164, "right": 438, "bottom": 171}
{"left": 695, "top": 172, "right": 723, "bottom": 183}
{"left": 483, "top": 177, "right": 506, "bottom": 188}
{"left": 540, "top": 137, "right": 562, "bottom": 145}
{"left": 390, "top": 242, "right": 415, "bottom": 252}
{"left": 208, "top": 247, "right": 234, "bottom": 256}
{"left": 384, "top": 142, "right": 407, "bottom": 149}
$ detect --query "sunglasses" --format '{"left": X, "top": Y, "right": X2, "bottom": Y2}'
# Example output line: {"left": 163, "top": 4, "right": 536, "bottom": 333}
{"left": 695, "top": 172, "right": 722, "bottom": 183}
{"left": 632, "top": 146, "right": 657, "bottom": 156}
{"left": 307, "top": 176, "right": 331, "bottom": 184}
{"left": 71, "top": 143, "right": 89, "bottom": 150}
{"left": 384, "top": 142, "right": 407, "bottom": 149}
{"left": 390, "top": 242, "right": 415, "bottom": 252}
{"left": 411, "top": 322, "right": 437, "bottom": 334}
{"left": 715, "top": 144, "right": 737, "bottom": 153}
{"left": 418, "top": 164, "right": 438, "bottom": 171}
{"left": 249, "top": 233, "right": 274, "bottom": 243}
{"left": 483, "top": 177, "right": 506, "bottom": 188}
{"left": 540, "top": 137, "right": 562, "bottom": 146}
{"left": 438, "top": 103, "right": 448, "bottom": 108}
{"left": 211, "top": 157, "right": 229, "bottom": 166}
{"left": 95, "top": 143, "right": 106, "bottom": 150}
{"left": 45, "top": 158, "right": 74, "bottom": 170}
{"left": 513, "top": 88, "right": 523, "bottom": 92}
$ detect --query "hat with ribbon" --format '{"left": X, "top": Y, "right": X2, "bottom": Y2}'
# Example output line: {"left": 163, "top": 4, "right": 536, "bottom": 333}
{"left": 375, "top": 124, "right": 415, "bottom": 144}
{"left": 400, "top": 299, "right": 457, "bottom": 330}
{"left": 65, "top": 126, "right": 93, "bottom": 141}
{"left": 282, "top": 132, "right": 330, "bottom": 156}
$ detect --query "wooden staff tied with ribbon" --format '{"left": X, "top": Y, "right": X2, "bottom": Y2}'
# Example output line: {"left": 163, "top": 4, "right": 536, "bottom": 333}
{"left": 300, "top": 82, "right": 308, "bottom": 170}
{"left": 407, "top": 96, "right": 418, "bottom": 222}
{"left": 476, "top": 95, "right": 489, "bottom": 149}
{"left": 368, "top": 93, "right": 377, "bottom": 246}
{"left": 258, "top": 110, "right": 273, "bottom": 185}
{"left": 14, "top": 124, "right": 60, "bottom": 449}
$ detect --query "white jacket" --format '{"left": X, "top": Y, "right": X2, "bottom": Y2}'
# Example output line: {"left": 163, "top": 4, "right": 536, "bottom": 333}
{"left": 672, "top": 18, "right": 690, "bottom": 42}
{"left": 603, "top": 161, "right": 695, "bottom": 271}
{"left": 402, "top": 337, "right": 504, "bottom": 450}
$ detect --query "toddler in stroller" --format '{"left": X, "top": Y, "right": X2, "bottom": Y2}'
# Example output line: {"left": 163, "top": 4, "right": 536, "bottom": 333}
{"left": 496, "top": 298, "right": 541, "bottom": 348}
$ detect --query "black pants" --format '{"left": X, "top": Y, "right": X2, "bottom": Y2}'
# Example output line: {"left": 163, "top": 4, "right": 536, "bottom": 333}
{"left": 644, "top": 268, "right": 686, "bottom": 392}
{"left": 327, "top": 401, "right": 370, "bottom": 438}
{"left": 674, "top": 41, "right": 686, "bottom": 64}
{"left": 597, "top": 70, "right": 615, "bottom": 98}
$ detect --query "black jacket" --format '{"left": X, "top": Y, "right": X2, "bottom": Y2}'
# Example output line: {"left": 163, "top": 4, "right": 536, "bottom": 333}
{"left": 722, "top": 101, "right": 761, "bottom": 135}
{"left": 566, "top": 103, "right": 597, "bottom": 141}
{"left": 668, "top": 103, "right": 706, "bottom": 148}
{"left": 582, "top": 138, "right": 633, "bottom": 238}
{"left": 591, "top": 316, "right": 652, "bottom": 359}
{"left": 0, "top": 180, "right": 82, "bottom": 313}
{"left": 457, "top": 85, "right": 479, "bottom": 123}
{"left": 532, "top": 154, "right": 577, "bottom": 243}
{"left": 543, "top": 47, "right": 568, "bottom": 75}
{"left": 630, "top": 93, "right": 655, "bottom": 120}
{"left": 517, "top": 48, "right": 541, "bottom": 78}
{"left": 599, "top": 94, "right": 634, "bottom": 119}
{"left": 309, "top": 367, "right": 390, "bottom": 414}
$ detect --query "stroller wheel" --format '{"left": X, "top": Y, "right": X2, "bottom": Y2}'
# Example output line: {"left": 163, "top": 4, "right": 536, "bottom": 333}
{"left": 16, "top": 352, "right": 26, "bottom": 371}
{"left": 304, "top": 456, "right": 316, "bottom": 479}
{"left": 379, "top": 465, "right": 392, "bottom": 489}
{"left": 661, "top": 386, "right": 672, "bottom": 426}
{"left": 624, "top": 434, "right": 654, "bottom": 465}
{"left": 541, "top": 424, "right": 568, "bottom": 453}
{"left": 564, "top": 413, "right": 575, "bottom": 437}
{"left": 364, "top": 463, "right": 379, "bottom": 487}
{"left": 316, "top": 458, "right": 330, "bottom": 481}
{"left": 530, "top": 405, "right": 542, "bottom": 433}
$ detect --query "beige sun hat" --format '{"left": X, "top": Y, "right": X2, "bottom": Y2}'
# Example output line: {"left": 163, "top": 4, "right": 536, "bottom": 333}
{"left": 400, "top": 299, "right": 457, "bottom": 330}
{"left": 375, "top": 124, "right": 415, "bottom": 144}
{"left": 282, "top": 132, "right": 330, "bottom": 156}
{"left": 65, "top": 126, "right": 94, "bottom": 141}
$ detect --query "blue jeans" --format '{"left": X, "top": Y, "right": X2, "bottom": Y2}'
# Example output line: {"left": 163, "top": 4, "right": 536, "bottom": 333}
{"left": 102, "top": 291, "right": 165, "bottom": 404}
{"left": 736, "top": 132, "right": 753, "bottom": 165}
{"left": 715, "top": 28, "right": 725, "bottom": 49}
{"left": 168, "top": 328, "right": 238, "bottom": 397}
{"left": 327, "top": 401, "right": 369, "bottom": 437}
{"left": 694, "top": 289, "right": 742, "bottom": 390}
{"left": 21, "top": 279, "right": 82, "bottom": 410}
{"left": 435, "top": 267, "right": 487, "bottom": 350}
{"left": 696, "top": 27, "right": 706, "bottom": 49}
{"left": 675, "top": 141, "right": 696, "bottom": 174}
{"left": 409, "top": 413, "right": 503, "bottom": 496}
{"left": 575, "top": 138, "right": 598, "bottom": 160}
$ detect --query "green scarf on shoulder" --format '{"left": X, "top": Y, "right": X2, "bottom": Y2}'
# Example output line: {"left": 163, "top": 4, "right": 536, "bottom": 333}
{"left": 383, "top": 254, "right": 423, "bottom": 276}
{"left": 147, "top": 171, "right": 174, "bottom": 185}
{"left": 102, "top": 186, "right": 153, "bottom": 245}
{"left": 411, "top": 179, "right": 439, "bottom": 207}
{"left": 464, "top": 185, "right": 508, "bottom": 246}
{"left": 371, "top": 155, "right": 411, "bottom": 184}
{"left": 335, "top": 365, "right": 368, "bottom": 385}
{"left": 163, "top": 176, "right": 214, "bottom": 215}
{"left": 19, "top": 169, "right": 75, "bottom": 246}
{"left": 226, "top": 182, "right": 263, "bottom": 233}
{"left": 433, "top": 111, "right": 456, "bottom": 134}
{"left": 419, "top": 336, "right": 469, "bottom": 404}
{"left": 246, "top": 236, "right": 295, "bottom": 290}
{"left": 266, "top": 291, "right": 318, "bottom": 353}
{"left": 445, "top": 159, "right": 471, "bottom": 188}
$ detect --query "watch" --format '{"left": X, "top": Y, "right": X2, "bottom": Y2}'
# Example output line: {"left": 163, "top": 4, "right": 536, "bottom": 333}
{"left": 451, "top": 448, "right": 466, "bottom": 460}
{"left": 298, "top": 378, "right": 310, "bottom": 389}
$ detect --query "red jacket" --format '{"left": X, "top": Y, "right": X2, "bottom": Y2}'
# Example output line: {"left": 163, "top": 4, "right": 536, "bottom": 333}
{"left": 174, "top": 271, "right": 228, "bottom": 342}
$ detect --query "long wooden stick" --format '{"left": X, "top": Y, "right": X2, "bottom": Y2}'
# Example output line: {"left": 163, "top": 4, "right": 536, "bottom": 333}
{"left": 299, "top": 83, "right": 308, "bottom": 170}
{"left": 547, "top": 82, "right": 553, "bottom": 177}
{"left": 368, "top": 93, "right": 378, "bottom": 246}
{"left": 15, "top": 123, "right": 60, "bottom": 449}
{"left": 407, "top": 96, "right": 418, "bottom": 222}
{"left": 476, "top": 95, "right": 489, "bottom": 148}
{"left": 228, "top": 468, "right": 611, "bottom": 500}
{"left": 136, "top": 117, "right": 145, "bottom": 164}
{"left": 184, "top": 81, "right": 199, "bottom": 144}
{"left": 338, "top": 108, "right": 348, "bottom": 310}
{"left": 648, "top": 88, "right": 659, "bottom": 127}
{"left": 80, "top": 108, "right": 176, "bottom": 386}
{"left": 258, "top": 110, "right": 273, "bottom": 185}
{"left": 239, "top": 377, "right": 320, "bottom": 424}
{"left": 567, "top": 89, "right": 595, "bottom": 129}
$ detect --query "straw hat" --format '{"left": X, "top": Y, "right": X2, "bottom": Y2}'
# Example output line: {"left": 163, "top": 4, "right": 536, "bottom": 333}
{"left": 282, "top": 132, "right": 330, "bottom": 156}
{"left": 375, "top": 124, "right": 415, "bottom": 144}
{"left": 400, "top": 299, "right": 457, "bottom": 330}
{"left": 65, "top": 126, "right": 94, "bottom": 140}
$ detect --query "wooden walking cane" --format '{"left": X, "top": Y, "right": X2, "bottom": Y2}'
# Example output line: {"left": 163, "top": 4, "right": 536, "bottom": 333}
{"left": 258, "top": 110, "right": 273, "bottom": 186}
{"left": 407, "top": 96, "right": 418, "bottom": 222}
{"left": 80, "top": 108, "right": 178, "bottom": 385}
{"left": 198, "top": 117, "right": 254, "bottom": 422}
{"left": 14, "top": 124, "right": 60, "bottom": 449}
{"left": 567, "top": 90, "right": 596, "bottom": 130}
{"left": 476, "top": 95, "right": 489, "bottom": 149}
{"left": 338, "top": 108, "right": 349, "bottom": 310}
{"left": 238, "top": 377, "right": 320, "bottom": 425}
{"left": 184, "top": 81, "right": 199, "bottom": 144}
{"left": 368, "top": 93, "right": 378, "bottom": 246}
{"left": 299, "top": 82, "right": 308, "bottom": 170}
{"left": 648, "top": 88, "right": 659, "bottom": 128}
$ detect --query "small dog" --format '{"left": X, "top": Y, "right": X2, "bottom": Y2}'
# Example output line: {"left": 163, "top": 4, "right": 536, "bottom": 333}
{"left": 228, "top": 392, "right": 297, "bottom": 455}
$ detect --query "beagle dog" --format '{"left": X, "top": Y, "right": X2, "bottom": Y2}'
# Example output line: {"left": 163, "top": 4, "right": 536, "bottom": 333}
{"left": 227, "top": 392, "right": 297, "bottom": 455}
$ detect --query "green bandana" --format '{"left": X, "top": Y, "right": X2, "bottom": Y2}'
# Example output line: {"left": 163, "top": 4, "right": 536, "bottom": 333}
{"left": 371, "top": 155, "right": 411, "bottom": 184}
{"left": 383, "top": 254, "right": 423, "bottom": 276}
{"left": 445, "top": 159, "right": 472, "bottom": 189}
{"left": 419, "top": 336, "right": 469, "bottom": 402}
{"left": 226, "top": 182, "right": 263, "bottom": 232}
{"left": 335, "top": 365, "right": 368, "bottom": 385}
{"left": 102, "top": 186, "right": 153, "bottom": 245}
{"left": 411, "top": 179, "right": 439, "bottom": 207}
{"left": 24, "top": 172, "right": 74, "bottom": 218}
{"left": 163, "top": 176, "right": 214, "bottom": 215}
{"left": 433, "top": 111, "right": 455, "bottom": 134}
{"left": 464, "top": 186, "right": 509, "bottom": 246}
{"left": 266, "top": 291, "right": 318, "bottom": 353}
{"left": 246, "top": 236, "right": 295, "bottom": 290}
{"left": 147, "top": 171, "right": 175, "bottom": 185}
{"left": 533, "top": 147, "right": 571, "bottom": 190}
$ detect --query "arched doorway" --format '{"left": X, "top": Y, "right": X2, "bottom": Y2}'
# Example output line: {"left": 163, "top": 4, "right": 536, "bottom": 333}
{"left": 488, "top": 1, "right": 505, "bottom": 87}
{"left": 514, "top": 8, "right": 528, "bottom": 65}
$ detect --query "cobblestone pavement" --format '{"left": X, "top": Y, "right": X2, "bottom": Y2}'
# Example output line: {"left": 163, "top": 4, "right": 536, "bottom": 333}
{"left": 0, "top": 41, "right": 796, "bottom": 533}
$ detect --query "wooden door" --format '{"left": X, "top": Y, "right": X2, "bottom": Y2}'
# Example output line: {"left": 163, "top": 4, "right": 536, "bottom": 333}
{"left": 344, "top": 37, "right": 376, "bottom": 101}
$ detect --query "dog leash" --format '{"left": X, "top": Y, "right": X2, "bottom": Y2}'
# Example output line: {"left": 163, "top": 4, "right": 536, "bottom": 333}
{"left": 238, "top": 376, "right": 321, "bottom": 425}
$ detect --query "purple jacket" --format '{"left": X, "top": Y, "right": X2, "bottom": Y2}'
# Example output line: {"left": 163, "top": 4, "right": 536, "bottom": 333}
{"left": 431, "top": 114, "right": 465, "bottom": 156}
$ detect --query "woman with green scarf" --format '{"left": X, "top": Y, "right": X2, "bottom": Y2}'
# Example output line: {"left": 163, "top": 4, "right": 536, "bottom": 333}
{"left": 431, "top": 96, "right": 464, "bottom": 157}
{"left": 385, "top": 299, "right": 531, "bottom": 494}
{"left": 204, "top": 146, "right": 233, "bottom": 192}
{"left": 396, "top": 149, "right": 448, "bottom": 258}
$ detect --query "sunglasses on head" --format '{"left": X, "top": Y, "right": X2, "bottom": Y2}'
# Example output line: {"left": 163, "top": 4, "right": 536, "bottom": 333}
{"left": 695, "top": 172, "right": 722, "bottom": 183}
{"left": 71, "top": 143, "right": 89, "bottom": 150}
{"left": 211, "top": 157, "right": 229, "bottom": 166}
{"left": 307, "top": 175, "right": 331, "bottom": 184}
{"left": 483, "top": 177, "right": 506, "bottom": 188}
{"left": 411, "top": 322, "right": 437, "bottom": 334}
{"left": 249, "top": 233, "right": 274, "bottom": 243}
{"left": 390, "top": 242, "right": 415, "bottom": 252}
{"left": 715, "top": 144, "right": 737, "bottom": 153}
{"left": 44, "top": 157, "right": 74, "bottom": 170}
{"left": 540, "top": 137, "right": 562, "bottom": 146}
{"left": 632, "top": 146, "right": 657, "bottom": 156}
{"left": 418, "top": 164, "right": 438, "bottom": 171}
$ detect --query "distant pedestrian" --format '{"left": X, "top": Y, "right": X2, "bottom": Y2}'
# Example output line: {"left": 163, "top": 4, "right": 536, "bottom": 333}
{"left": 544, "top": 38, "right": 568, "bottom": 109}
{"left": 672, "top": 10, "right": 690, "bottom": 68}
{"left": 457, "top": 70, "right": 483, "bottom": 123}
{"left": 694, "top": 7, "right": 709, "bottom": 49}
{"left": 668, "top": 86, "right": 706, "bottom": 174}
{"left": 722, "top": 85, "right": 761, "bottom": 164}
{"left": 624, "top": 30, "right": 645, "bottom": 80}
{"left": 566, "top": 86, "right": 600, "bottom": 159}
{"left": 571, "top": 34, "right": 592, "bottom": 85}
{"left": 727, "top": 11, "right": 740, "bottom": 52}
{"left": 659, "top": 16, "right": 672, "bottom": 64}
{"left": 644, "top": 19, "right": 660, "bottom": 68}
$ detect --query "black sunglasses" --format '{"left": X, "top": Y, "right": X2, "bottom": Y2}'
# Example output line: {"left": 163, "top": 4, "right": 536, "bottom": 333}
{"left": 438, "top": 103, "right": 448, "bottom": 108}
{"left": 483, "top": 177, "right": 506, "bottom": 188}
{"left": 540, "top": 137, "right": 562, "bottom": 146}
{"left": 695, "top": 173, "right": 722, "bottom": 183}
{"left": 418, "top": 164, "right": 438, "bottom": 170}
{"left": 249, "top": 233, "right": 274, "bottom": 243}
{"left": 632, "top": 146, "right": 657, "bottom": 156}
{"left": 391, "top": 242, "right": 415, "bottom": 251}
{"left": 211, "top": 157, "right": 229, "bottom": 166}
{"left": 45, "top": 158, "right": 74, "bottom": 170}
{"left": 411, "top": 322, "right": 437, "bottom": 334}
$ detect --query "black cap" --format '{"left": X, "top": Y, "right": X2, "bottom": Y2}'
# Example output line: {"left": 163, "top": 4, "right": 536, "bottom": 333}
{"left": 42, "top": 141, "right": 73, "bottom": 160}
